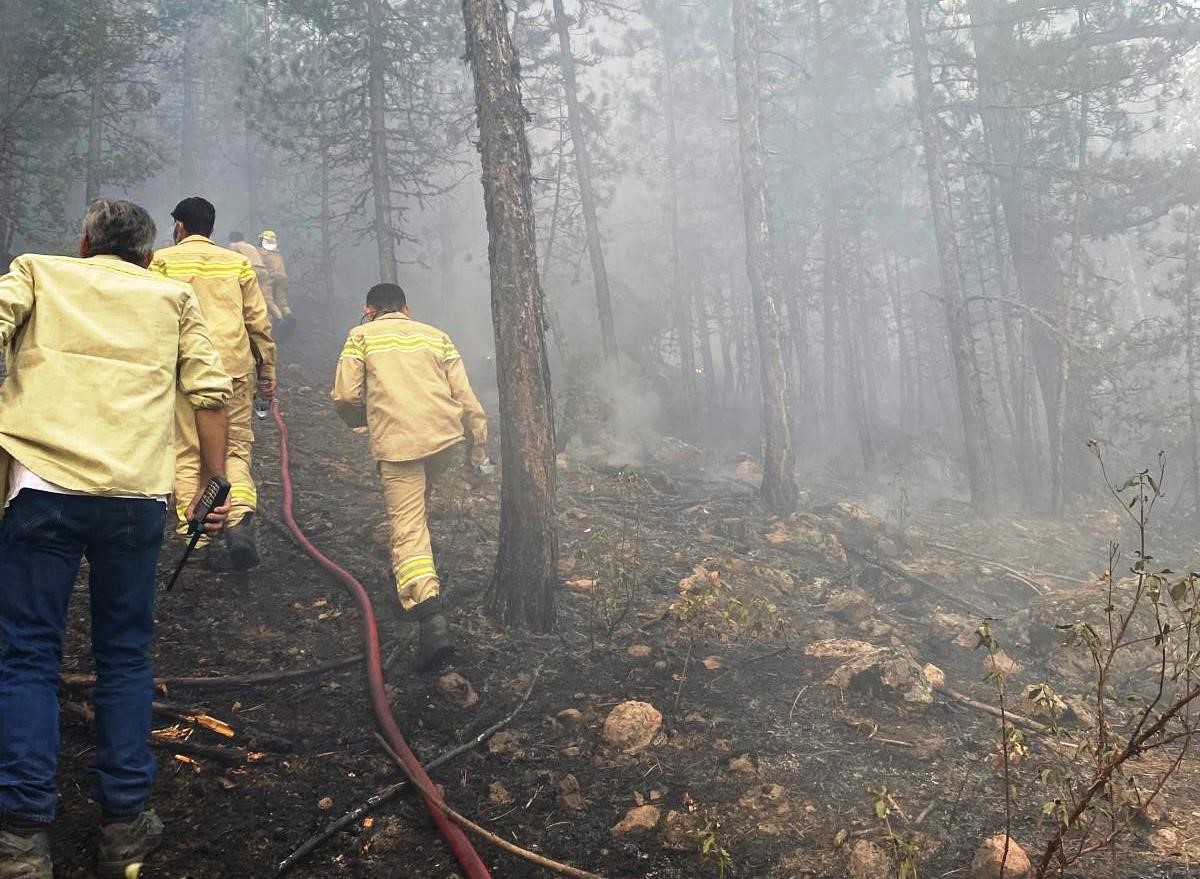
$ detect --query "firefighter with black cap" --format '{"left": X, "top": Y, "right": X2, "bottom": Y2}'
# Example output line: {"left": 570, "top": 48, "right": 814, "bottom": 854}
{"left": 152, "top": 197, "right": 277, "bottom": 569}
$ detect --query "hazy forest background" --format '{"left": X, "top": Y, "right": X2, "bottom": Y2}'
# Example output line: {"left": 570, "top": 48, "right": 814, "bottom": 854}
{"left": 5, "top": 0, "right": 1200, "bottom": 526}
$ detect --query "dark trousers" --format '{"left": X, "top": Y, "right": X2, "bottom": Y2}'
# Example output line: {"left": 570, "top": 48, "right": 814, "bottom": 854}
{"left": 0, "top": 489, "right": 164, "bottom": 824}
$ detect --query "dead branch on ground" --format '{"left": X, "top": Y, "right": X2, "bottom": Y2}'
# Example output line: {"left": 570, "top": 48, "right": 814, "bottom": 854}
{"left": 276, "top": 665, "right": 542, "bottom": 876}
{"left": 376, "top": 733, "right": 606, "bottom": 879}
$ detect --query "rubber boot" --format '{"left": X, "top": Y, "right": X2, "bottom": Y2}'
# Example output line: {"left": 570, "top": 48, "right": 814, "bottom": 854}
{"left": 97, "top": 811, "right": 162, "bottom": 879}
{"left": 412, "top": 597, "right": 453, "bottom": 672}
{"left": 225, "top": 512, "right": 260, "bottom": 571}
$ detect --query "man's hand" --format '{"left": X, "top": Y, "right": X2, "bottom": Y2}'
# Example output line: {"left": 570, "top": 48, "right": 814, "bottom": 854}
{"left": 258, "top": 377, "right": 277, "bottom": 400}
{"left": 185, "top": 493, "right": 230, "bottom": 537}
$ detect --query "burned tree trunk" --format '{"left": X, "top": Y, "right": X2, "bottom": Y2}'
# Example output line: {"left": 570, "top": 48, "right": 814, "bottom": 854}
{"left": 462, "top": 0, "right": 559, "bottom": 631}
{"left": 731, "top": 0, "right": 799, "bottom": 516}
{"left": 367, "top": 0, "right": 399, "bottom": 283}
{"left": 551, "top": 0, "right": 617, "bottom": 362}
{"left": 905, "top": 0, "right": 998, "bottom": 515}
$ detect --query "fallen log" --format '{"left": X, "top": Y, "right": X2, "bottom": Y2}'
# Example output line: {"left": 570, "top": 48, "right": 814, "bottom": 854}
{"left": 843, "top": 545, "right": 992, "bottom": 618}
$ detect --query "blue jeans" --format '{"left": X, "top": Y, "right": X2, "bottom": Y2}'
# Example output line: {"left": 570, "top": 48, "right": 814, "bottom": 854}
{"left": 0, "top": 489, "right": 165, "bottom": 824}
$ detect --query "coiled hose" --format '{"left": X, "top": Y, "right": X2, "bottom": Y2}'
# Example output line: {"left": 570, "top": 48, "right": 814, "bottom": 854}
{"left": 270, "top": 400, "right": 492, "bottom": 879}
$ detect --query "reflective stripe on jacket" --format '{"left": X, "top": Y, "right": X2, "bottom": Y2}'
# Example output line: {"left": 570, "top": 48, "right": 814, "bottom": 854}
{"left": 152, "top": 235, "right": 276, "bottom": 380}
{"left": 330, "top": 313, "right": 488, "bottom": 463}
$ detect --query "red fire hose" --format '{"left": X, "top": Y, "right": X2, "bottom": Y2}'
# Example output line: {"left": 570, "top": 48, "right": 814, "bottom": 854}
{"left": 270, "top": 400, "right": 492, "bottom": 879}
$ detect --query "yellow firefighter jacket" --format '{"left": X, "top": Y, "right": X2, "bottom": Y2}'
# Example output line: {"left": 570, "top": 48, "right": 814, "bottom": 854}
{"left": 152, "top": 235, "right": 276, "bottom": 381}
{"left": 258, "top": 247, "right": 289, "bottom": 315}
{"left": 228, "top": 240, "right": 280, "bottom": 320}
{"left": 0, "top": 254, "right": 231, "bottom": 496}
{"left": 331, "top": 312, "right": 487, "bottom": 463}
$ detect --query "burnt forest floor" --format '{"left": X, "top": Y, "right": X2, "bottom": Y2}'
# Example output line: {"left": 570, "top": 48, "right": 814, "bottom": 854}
{"left": 49, "top": 323, "right": 1200, "bottom": 879}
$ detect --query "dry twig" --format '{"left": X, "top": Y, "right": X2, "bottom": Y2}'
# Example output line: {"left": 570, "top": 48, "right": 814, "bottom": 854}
{"left": 60, "top": 644, "right": 396, "bottom": 690}
{"left": 276, "top": 666, "right": 542, "bottom": 876}
{"left": 375, "top": 734, "right": 606, "bottom": 879}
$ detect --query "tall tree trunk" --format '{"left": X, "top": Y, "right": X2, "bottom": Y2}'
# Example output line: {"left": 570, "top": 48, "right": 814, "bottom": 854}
{"left": 905, "top": 0, "right": 998, "bottom": 514}
{"left": 84, "top": 78, "right": 103, "bottom": 206}
{"left": 717, "top": 290, "right": 734, "bottom": 403}
{"left": 969, "top": 0, "right": 1062, "bottom": 502}
{"left": 367, "top": 0, "right": 399, "bottom": 283}
{"left": 541, "top": 96, "right": 566, "bottom": 278}
{"left": 1054, "top": 82, "right": 1089, "bottom": 513}
{"left": 983, "top": 163, "right": 1037, "bottom": 498}
{"left": 462, "top": 0, "right": 559, "bottom": 631}
{"left": 884, "top": 252, "right": 914, "bottom": 430}
{"left": 661, "top": 31, "right": 700, "bottom": 428}
{"left": 180, "top": 52, "right": 196, "bottom": 193}
{"left": 698, "top": 291, "right": 718, "bottom": 405}
{"left": 731, "top": 0, "right": 798, "bottom": 515}
{"left": 317, "top": 38, "right": 336, "bottom": 334}
{"left": 1185, "top": 207, "right": 1200, "bottom": 512}
{"left": 810, "top": 0, "right": 838, "bottom": 438}
{"left": 1180, "top": 214, "right": 1200, "bottom": 511}
{"left": 842, "top": 235, "right": 874, "bottom": 472}
{"left": 551, "top": 0, "right": 617, "bottom": 361}
{"left": 319, "top": 135, "right": 336, "bottom": 332}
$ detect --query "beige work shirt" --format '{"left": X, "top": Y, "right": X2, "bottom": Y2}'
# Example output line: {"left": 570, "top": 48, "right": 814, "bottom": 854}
{"left": 0, "top": 253, "right": 231, "bottom": 496}
{"left": 331, "top": 313, "right": 488, "bottom": 463}
{"left": 152, "top": 235, "right": 276, "bottom": 380}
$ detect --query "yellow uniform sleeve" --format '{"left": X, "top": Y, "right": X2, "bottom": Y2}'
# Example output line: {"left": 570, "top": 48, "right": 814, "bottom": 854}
{"left": 0, "top": 256, "right": 35, "bottom": 348}
{"left": 331, "top": 333, "right": 367, "bottom": 428}
{"left": 177, "top": 289, "right": 233, "bottom": 410}
{"left": 442, "top": 338, "right": 488, "bottom": 463}
{"left": 240, "top": 262, "right": 277, "bottom": 382}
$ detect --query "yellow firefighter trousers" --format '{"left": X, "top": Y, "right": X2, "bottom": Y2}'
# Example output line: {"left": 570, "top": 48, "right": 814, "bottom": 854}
{"left": 379, "top": 444, "right": 460, "bottom": 611}
{"left": 174, "top": 374, "right": 256, "bottom": 538}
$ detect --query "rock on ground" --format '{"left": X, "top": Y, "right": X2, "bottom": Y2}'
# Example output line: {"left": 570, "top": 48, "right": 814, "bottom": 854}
{"left": 602, "top": 701, "right": 662, "bottom": 754}
{"left": 847, "top": 839, "right": 892, "bottom": 879}
{"left": 611, "top": 804, "right": 661, "bottom": 836}
{"left": 970, "top": 834, "right": 1031, "bottom": 879}
{"left": 487, "top": 781, "right": 513, "bottom": 806}
{"left": 827, "top": 588, "right": 873, "bottom": 625}
{"left": 556, "top": 773, "right": 585, "bottom": 811}
{"left": 436, "top": 672, "right": 478, "bottom": 708}
{"left": 923, "top": 662, "right": 946, "bottom": 689}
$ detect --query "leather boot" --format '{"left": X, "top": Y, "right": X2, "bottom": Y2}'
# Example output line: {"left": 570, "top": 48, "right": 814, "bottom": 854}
{"left": 412, "top": 597, "right": 453, "bottom": 671}
{"left": 225, "top": 512, "right": 260, "bottom": 571}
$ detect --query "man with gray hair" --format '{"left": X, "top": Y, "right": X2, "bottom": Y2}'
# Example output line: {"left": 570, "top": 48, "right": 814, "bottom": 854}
{"left": 0, "top": 199, "right": 232, "bottom": 879}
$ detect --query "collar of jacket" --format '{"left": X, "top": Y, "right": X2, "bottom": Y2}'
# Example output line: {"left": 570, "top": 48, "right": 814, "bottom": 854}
{"left": 90, "top": 254, "right": 150, "bottom": 271}
{"left": 179, "top": 234, "right": 214, "bottom": 245}
{"left": 372, "top": 312, "right": 410, "bottom": 322}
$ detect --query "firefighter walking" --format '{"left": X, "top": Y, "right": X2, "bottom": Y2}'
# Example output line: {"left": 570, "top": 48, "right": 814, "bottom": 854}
{"left": 153, "top": 197, "right": 277, "bottom": 569}
{"left": 331, "top": 283, "right": 488, "bottom": 670}
{"left": 227, "top": 230, "right": 278, "bottom": 321}
{"left": 257, "top": 230, "right": 294, "bottom": 334}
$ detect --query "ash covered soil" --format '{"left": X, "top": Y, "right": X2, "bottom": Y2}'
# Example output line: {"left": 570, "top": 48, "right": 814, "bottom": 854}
{"left": 49, "top": 326, "right": 1200, "bottom": 878}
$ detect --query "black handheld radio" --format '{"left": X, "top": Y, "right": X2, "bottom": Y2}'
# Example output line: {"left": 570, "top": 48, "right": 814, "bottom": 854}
{"left": 165, "top": 476, "right": 231, "bottom": 591}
